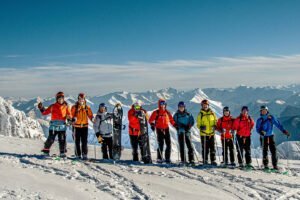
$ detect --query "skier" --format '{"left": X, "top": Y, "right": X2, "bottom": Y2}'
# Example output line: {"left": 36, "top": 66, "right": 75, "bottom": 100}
{"left": 128, "top": 102, "right": 152, "bottom": 163}
{"left": 217, "top": 106, "right": 235, "bottom": 166}
{"left": 256, "top": 105, "right": 290, "bottom": 170}
{"left": 233, "top": 106, "right": 255, "bottom": 169}
{"left": 71, "top": 93, "right": 93, "bottom": 160}
{"left": 173, "top": 101, "right": 195, "bottom": 165}
{"left": 197, "top": 99, "right": 218, "bottom": 165}
{"left": 149, "top": 99, "right": 176, "bottom": 163}
{"left": 93, "top": 103, "right": 113, "bottom": 159}
{"left": 38, "top": 91, "right": 71, "bottom": 157}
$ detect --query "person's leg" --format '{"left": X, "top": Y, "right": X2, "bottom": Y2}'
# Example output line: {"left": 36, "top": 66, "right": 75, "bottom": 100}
{"left": 245, "top": 137, "right": 252, "bottom": 165}
{"left": 75, "top": 128, "right": 82, "bottom": 157}
{"left": 178, "top": 133, "right": 184, "bottom": 162}
{"left": 107, "top": 137, "right": 113, "bottom": 159}
{"left": 236, "top": 135, "right": 244, "bottom": 165}
{"left": 81, "top": 127, "right": 88, "bottom": 158}
{"left": 269, "top": 136, "right": 278, "bottom": 168}
{"left": 156, "top": 129, "right": 165, "bottom": 160}
{"left": 164, "top": 129, "right": 172, "bottom": 162}
{"left": 209, "top": 136, "right": 216, "bottom": 163}
{"left": 102, "top": 137, "right": 109, "bottom": 159}
{"left": 262, "top": 137, "right": 269, "bottom": 167}
{"left": 130, "top": 135, "right": 139, "bottom": 161}
{"left": 228, "top": 139, "right": 235, "bottom": 164}
{"left": 185, "top": 134, "right": 194, "bottom": 163}
{"left": 58, "top": 131, "right": 67, "bottom": 154}
{"left": 43, "top": 130, "right": 57, "bottom": 153}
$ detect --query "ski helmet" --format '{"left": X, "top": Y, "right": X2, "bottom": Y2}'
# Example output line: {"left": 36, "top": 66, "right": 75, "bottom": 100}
{"left": 78, "top": 93, "right": 86, "bottom": 100}
{"left": 56, "top": 91, "right": 64, "bottom": 100}
{"left": 178, "top": 101, "right": 186, "bottom": 108}
{"left": 201, "top": 99, "right": 209, "bottom": 105}
{"left": 99, "top": 103, "right": 107, "bottom": 110}
{"left": 241, "top": 106, "right": 249, "bottom": 111}
{"left": 133, "top": 102, "right": 141, "bottom": 110}
{"left": 260, "top": 105, "right": 269, "bottom": 111}
{"left": 223, "top": 106, "right": 230, "bottom": 113}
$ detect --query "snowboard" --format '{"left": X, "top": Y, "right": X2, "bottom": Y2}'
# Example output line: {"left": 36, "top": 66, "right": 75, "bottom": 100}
{"left": 112, "top": 103, "right": 123, "bottom": 160}
{"left": 137, "top": 110, "right": 152, "bottom": 164}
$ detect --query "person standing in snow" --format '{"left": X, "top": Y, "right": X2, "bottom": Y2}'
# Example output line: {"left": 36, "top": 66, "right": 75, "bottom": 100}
{"left": 173, "top": 101, "right": 195, "bottom": 165}
{"left": 128, "top": 102, "right": 152, "bottom": 163}
{"left": 38, "top": 91, "right": 71, "bottom": 157}
{"left": 216, "top": 106, "right": 236, "bottom": 166}
{"left": 71, "top": 93, "right": 93, "bottom": 160}
{"left": 93, "top": 103, "right": 113, "bottom": 159}
{"left": 256, "top": 105, "right": 290, "bottom": 170}
{"left": 149, "top": 99, "right": 176, "bottom": 163}
{"left": 197, "top": 99, "right": 218, "bottom": 165}
{"left": 233, "top": 106, "right": 255, "bottom": 168}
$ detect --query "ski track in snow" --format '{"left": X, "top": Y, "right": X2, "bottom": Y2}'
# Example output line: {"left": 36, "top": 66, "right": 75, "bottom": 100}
{"left": 0, "top": 150, "right": 300, "bottom": 200}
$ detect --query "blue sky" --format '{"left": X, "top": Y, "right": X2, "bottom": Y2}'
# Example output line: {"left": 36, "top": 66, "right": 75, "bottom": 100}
{"left": 1, "top": 0, "right": 300, "bottom": 97}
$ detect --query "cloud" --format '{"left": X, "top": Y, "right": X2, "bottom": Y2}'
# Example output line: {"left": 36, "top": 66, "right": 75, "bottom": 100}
{"left": 0, "top": 54, "right": 300, "bottom": 97}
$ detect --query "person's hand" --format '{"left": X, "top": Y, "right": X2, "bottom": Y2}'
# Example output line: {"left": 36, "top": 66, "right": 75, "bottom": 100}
{"left": 200, "top": 126, "right": 206, "bottom": 131}
{"left": 283, "top": 130, "right": 290, "bottom": 138}
{"left": 150, "top": 123, "right": 155, "bottom": 132}
{"left": 260, "top": 131, "right": 266, "bottom": 136}
{"left": 38, "top": 102, "right": 43, "bottom": 109}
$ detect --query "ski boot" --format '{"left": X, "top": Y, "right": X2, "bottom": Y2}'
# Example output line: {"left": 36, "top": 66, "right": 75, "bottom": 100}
{"left": 211, "top": 161, "right": 218, "bottom": 166}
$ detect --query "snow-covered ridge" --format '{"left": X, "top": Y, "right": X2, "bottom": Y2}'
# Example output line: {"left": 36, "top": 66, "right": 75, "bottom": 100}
{"left": 0, "top": 97, "right": 44, "bottom": 139}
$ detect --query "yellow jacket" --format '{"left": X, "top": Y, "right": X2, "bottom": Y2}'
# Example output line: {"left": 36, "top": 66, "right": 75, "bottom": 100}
{"left": 197, "top": 109, "right": 217, "bottom": 136}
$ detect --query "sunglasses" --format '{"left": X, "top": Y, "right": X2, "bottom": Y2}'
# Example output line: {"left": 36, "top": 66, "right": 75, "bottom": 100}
{"left": 160, "top": 101, "right": 166, "bottom": 106}
{"left": 57, "top": 95, "right": 64, "bottom": 99}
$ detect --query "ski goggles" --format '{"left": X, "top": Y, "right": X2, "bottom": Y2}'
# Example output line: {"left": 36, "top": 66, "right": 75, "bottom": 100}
{"left": 134, "top": 105, "right": 141, "bottom": 110}
{"left": 159, "top": 101, "right": 167, "bottom": 106}
{"left": 56, "top": 95, "right": 64, "bottom": 99}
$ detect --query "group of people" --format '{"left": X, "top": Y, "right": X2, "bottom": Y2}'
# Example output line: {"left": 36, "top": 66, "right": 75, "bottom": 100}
{"left": 38, "top": 91, "right": 290, "bottom": 170}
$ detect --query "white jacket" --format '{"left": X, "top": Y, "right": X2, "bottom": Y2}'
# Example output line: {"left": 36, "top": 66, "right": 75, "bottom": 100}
{"left": 93, "top": 112, "right": 113, "bottom": 137}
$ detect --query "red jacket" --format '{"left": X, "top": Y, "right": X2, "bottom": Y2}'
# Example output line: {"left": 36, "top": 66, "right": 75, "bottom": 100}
{"left": 148, "top": 99, "right": 175, "bottom": 129}
{"left": 41, "top": 102, "right": 71, "bottom": 121}
{"left": 217, "top": 116, "right": 235, "bottom": 140}
{"left": 233, "top": 114, "right": 254, "bottom": 137}
{"left": 128, "top": 106, "right": 148, "bottom": 136}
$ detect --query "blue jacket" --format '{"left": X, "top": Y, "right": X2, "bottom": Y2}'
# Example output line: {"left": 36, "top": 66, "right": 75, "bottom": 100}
{"left": 256, "top": 114, "right": 285, "bottom": 137}
{"left": 173, "top": 110, "right": 195, "bottom": 134}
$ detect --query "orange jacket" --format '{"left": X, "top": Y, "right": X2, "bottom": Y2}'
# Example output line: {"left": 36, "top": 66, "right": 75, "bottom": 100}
{"left": 128, "top": 106, "right": 148, "bottom": 136}
{"left": 233, "top": 114, "right": 255, "bottom": 137}
{"left": 41, "top": 102, "right": 71, "bottom": 121}
{"left": 217, "top": 116, "right": 235, "bottom": 140}
{"left": 71, "top": 103, "right": 93, "bottom": 128}
{"left": 149, "top": 99, "right": 175, "bottom": 129}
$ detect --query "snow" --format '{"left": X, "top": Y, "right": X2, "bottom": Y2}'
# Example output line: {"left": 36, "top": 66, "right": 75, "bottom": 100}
{"left": 0, "top": 97, "right": 44, "bottom": 139}
{"left": 0, "top": 136, "right": 300, "bottom": 200}
{"left": 276, "top": 100, "right": 286, "bottom": 105}
{"left": 256, "top": 99, "right": 269, "bottom": 104}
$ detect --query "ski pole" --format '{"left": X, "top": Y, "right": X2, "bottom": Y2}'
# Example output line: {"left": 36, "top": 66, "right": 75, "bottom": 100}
{"left": 183, "top": 131, "right": 186, "bottom": 166}
{"left": 235, "top": 133, "right": 244, "bottom": 165}
{"left": 177, "top": 133, "right": 180, "bottom": 163}
{"left": 153, "top": 130, "right": 164, "bottom": 161}
{"left": 286, "top": 137, "right": 290, "bottom": 171}
{"left": 222, "top": 129, "right": 226, "bottom": 164}
{"left": 214, "top": 134, "right": 221, "bottom": 164}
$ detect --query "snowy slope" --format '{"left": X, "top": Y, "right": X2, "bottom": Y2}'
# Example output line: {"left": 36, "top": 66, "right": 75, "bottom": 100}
{"left": 0, "top": 136, "right": 300, "bottom": 200}
{"left": 0, "top": 97, "right": 44, "bottom": 139}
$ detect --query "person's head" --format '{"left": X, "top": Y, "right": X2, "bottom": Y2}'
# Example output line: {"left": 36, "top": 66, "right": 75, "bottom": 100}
{"left": 56, "top": 91, "right": 65, "bottom": 104}
{"left": 241, "top": 106, "right": 249, "bottom": 116}
{"left": 99, "top": 103, "right": 106, "bottom": 113}
{"left": 133, "top": 102, "right": 141, "bottom": 111}
{"left": 223, "top": 106, "right": 230, "bottom": 117}
{"left": 260, "top": 105, "right": 269, "bottom": 115}
{"left": 78, "top": 93, "right": 86, "bottom": 106}
{"left": 201, "top": 99, "right": 209, "bottom": 111}
{"left": 159, "top": 99, "right": 167, "bottom": 110}
{"left": 178, "top": 101, "right": 185, "bottom": 112}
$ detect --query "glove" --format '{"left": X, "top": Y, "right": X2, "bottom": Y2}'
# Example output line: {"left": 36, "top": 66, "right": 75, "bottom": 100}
{"left": 95, "top": 132, "right": 103, "bottom": 144}
{"left": 150, "top": 123, "right": 155, "bottom": 132}
{"left": 231, "top": 130, "right": 236, "bottom": 135}
{"left": 260, "top": 131, "right": 266, "bottom": 136}
{"left": 71, "top": 117, "right": 77, "bottom": 123}
{"left": 200, "top": 125, "right": 206, "bottom": 131}
{"left": 38, "top": 102, "right": 45, "bottom": 112}
{"left": 283, "top": 130, "right": 290, "bottom": 137}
